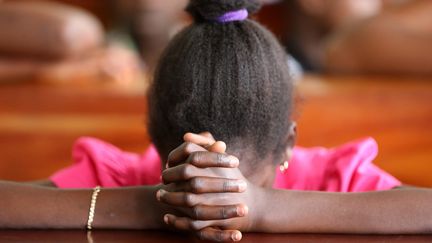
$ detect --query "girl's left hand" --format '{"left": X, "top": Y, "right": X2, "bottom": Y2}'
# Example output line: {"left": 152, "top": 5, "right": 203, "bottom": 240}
{"left": 157, "top": 134, "right": 264, "bottom": 241}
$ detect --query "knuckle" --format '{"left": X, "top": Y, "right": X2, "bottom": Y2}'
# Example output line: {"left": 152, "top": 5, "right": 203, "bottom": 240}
{"left": 190, "top": 220, "right": 203, "bottom": 231}
{"left": 182, "top": 164, "right": 194, "bottom": 179}
{"left": 190, "top": 178, "right": 203, "bottom": 193}
{"left": 222, "top": 180, "right": 232, "bottom": 192}
{"left": 189, "top": 152, "right": 202, "bottom": 165}
{"left": 183, "top": 142, "right": 195, "bottom": 155}
{"left": 215, "top": 230, "right": 224, "bottom": 242}
{"left": 184, "top": 193, "right": 196, "bottom": 207}
{"left": 220, "top": 206, "right": 228, "bottom": 219}
{"left": 191, "top": 206, "right": 201, "bottom": 220}
{"left": 216, "top": 153, "right": 224, "bottom": 166}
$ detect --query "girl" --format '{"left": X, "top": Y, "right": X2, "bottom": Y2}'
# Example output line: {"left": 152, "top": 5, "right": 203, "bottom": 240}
{"left": 1, "top": 0, "right": 432, "bottom": 242}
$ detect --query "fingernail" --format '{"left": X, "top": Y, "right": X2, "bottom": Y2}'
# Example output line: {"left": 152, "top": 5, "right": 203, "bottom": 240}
{"left": 156, "top": 190, "right": 161, "bottom": 201}
{"left": 237, "top": 204, "right": 249, "bottom": 217}
{"left": 237, "top": 205, "right": 249, "bottom": 217}
{"left": 165, "top": 163, "right": 169, "bottom": 169}
{"left": 238, "top": 181, "right": 247, "bottom": 192}
{"left": 229, "top": 156, "right": 239, "bottom": 167}
{"left": 237, "top": 206, "right": 245, "bottom": 217}
{"left": 232, "top": 232, "right": 242, "bottom": 241}
{"left": 163, "top": 214, "right": 169, "bottom": 224}
{"left": 157, "top": 189, "right": 167, "bottom": 200}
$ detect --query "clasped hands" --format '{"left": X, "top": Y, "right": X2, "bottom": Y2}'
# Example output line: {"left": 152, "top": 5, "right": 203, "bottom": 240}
{"left": 157, "top": 132, "right": 263, "bottom": 242}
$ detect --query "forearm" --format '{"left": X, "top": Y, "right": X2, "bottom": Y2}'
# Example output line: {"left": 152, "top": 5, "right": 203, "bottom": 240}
{"left": 324, "top": 5, "right": 432, "bottom": 75}
{"left": 256, "top": 188, "right": 432, "bottom": 234}
{"left": 0, "top": 181, "right": 165, "bottom": 229}
{"left": 92, "top": 185, "right": 166, "bottom": 229}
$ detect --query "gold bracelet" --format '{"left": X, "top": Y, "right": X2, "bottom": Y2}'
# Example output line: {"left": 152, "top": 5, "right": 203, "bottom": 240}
{"left": 87, "top": 186, "right": 101, "bottom": 230}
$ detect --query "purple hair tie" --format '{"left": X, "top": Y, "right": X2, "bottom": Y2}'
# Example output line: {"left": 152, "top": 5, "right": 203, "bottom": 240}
{"left": 215, "top": 9, "right": 248, "bottom": 23}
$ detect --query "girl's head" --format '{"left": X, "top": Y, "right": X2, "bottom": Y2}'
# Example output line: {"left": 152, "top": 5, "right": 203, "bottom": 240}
{"left": 148, "top": 0, "right": 296, "bottom": 186}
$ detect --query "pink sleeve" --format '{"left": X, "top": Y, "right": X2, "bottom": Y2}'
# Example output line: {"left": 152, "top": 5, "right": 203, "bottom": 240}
{"left": 274, "top": 138, "right": 401, "bottom": 192}
{"left": 50, "top": 137, "right": 162, "bottom": 189}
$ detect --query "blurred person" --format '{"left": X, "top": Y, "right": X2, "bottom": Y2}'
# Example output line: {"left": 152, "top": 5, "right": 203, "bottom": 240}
{"left": 0, "top": 0, "right": 142, "bottom": 85}
{"left": 286, "top": 0, "right": 432, "bottom": 75}
{"left": 111, "top": 0, "right": 283, "bottom": 71}
{"left": 0, "top": 0, "right": 103, "bottom": 59}
{"left": 112, "top": 0, "right": 190, "bottom": 71}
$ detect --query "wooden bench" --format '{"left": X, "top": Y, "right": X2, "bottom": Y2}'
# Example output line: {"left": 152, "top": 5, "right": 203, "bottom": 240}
{"left": 0, "top": 74, "right": 431, "bottom": 186}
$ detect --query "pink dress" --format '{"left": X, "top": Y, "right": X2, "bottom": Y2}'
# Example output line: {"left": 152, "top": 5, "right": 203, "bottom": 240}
{"left": 51, "top": 137, "right": 401, "bottom": 192}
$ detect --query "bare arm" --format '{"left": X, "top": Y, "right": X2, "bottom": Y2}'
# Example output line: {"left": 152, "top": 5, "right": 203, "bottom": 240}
{"left": 157, "top": 134, "right": 432, "bottom": 239}
{"left": 257, "top": 187, "right": 432, "bottom": 234}
{"left": 0, "top": 181, "right": 165, "bottom": 229}
{"left": 324, "top": 0, "right": 432, "bottom": 75}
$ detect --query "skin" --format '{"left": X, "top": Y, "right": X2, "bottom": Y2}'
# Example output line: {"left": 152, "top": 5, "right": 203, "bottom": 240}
{"left": 288, "top": 0, "right": 383, "bottom": 70}
{"left": 115, "top": 0, "right": 189, "bottom": 37}
{"left": 159, "top": 132, "right": 432, "bottom": 241}
{"left": 324, "top": 0, "right": 432, "bottom": 75}
{"left": 0, "top": 132, "right": 242, "bottom": 241}
{"left": 114, "top": 0, "right": 189, "bottom": 70}
{"left": 3, "top": 131, "right": 432, "bottom": 242}
{"left": 113, "top": 0, "right": 277, "bottom": 70}
{"left": 0, "top": 181, "right": 164, "bottom": 229}
{"left": 290, "top": 0, "right": 432, "bottom": 74}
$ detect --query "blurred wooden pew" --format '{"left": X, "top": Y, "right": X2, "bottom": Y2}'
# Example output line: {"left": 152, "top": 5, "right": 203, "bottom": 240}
{"left": 0, "top": 75, "right": 431, "bottom": 187}
{"left": 296, "top": 75, "right": 432, "bottom": 187}
{"left": 0, "top": 83, "right": 149, "bottom": 181}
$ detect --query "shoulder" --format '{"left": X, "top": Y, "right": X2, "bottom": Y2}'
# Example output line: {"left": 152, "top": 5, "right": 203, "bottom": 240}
{"left": 274, "top": 138, "right": 400, "bottom": 192}
{"left": 52, "top": 137, "right": 161, "bottom": 188}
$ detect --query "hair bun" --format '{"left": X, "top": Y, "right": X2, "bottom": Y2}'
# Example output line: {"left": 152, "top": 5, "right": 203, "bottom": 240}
{"left": 187, "top": 0, "right": 261, "bottom": 22}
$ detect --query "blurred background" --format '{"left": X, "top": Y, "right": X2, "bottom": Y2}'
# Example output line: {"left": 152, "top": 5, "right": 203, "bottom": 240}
{"left": 0, "top": 0, "right": 431, "bottom": 186}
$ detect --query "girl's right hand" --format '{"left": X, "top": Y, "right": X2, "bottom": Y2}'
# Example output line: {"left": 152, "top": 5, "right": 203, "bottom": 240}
{"left": 158, "top": 133, "right": 262, "bottom": 242}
